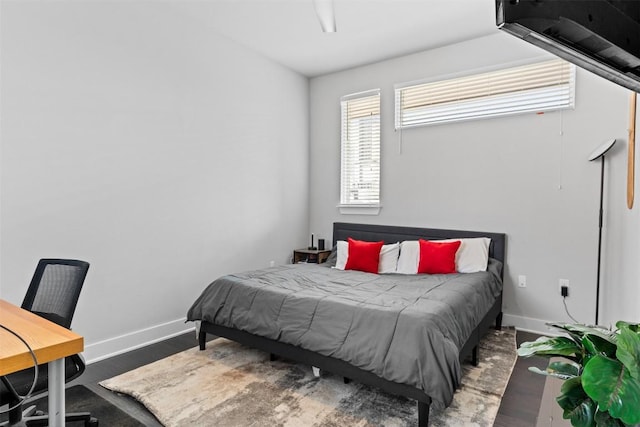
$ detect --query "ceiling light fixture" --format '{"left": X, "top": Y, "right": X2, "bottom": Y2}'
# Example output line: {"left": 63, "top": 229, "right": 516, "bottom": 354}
{"left": 313, "top": 0, "right": 336, "bottom": 33}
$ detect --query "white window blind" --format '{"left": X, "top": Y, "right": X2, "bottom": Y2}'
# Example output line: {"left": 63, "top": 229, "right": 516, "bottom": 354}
{"left": 395, "top": 59, "right": 575, "bottom": 129}
{"left": 340, "top": 90, "right": 381, "bottom": 207}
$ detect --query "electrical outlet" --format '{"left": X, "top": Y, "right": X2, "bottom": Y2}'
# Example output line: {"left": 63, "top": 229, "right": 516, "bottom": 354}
{"left": 559, "top": 279, "right": 569, "bottom": 295}
{"left": 518, "top": 275, "right": 527, "bottom": 288}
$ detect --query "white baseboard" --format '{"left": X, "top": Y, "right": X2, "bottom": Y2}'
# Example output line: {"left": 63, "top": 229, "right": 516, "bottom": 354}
{"left": 82, "top": 313, "right": 558, "bottom": 365}
{"left": 502, "top": 313, "right": 562, "bottom": 336}
{"left": 83, "top": 318, "right": 196, "bottom": 364}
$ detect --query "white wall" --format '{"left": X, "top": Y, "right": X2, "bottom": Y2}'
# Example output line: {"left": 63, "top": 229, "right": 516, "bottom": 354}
{"left": 0, "top": 1, "right": 309, "bottom": 361}
{"left": 309, "top": 33, "right": 638, "bottom": 332}
{"left": 2, "top": 2, "right": 637, "bottom": 364}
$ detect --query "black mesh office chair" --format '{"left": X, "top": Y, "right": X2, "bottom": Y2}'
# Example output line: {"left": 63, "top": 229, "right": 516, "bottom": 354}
{"left": 0, "top": 259, "right": 98, "bottom": 426}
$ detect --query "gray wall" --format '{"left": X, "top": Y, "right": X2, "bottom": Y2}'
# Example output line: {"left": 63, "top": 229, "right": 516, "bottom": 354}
{"left": 309, "top": 33, "right": 638, "bottom": 331}
{"left": 0, "top": 1, "right": 310, "bottom": 361}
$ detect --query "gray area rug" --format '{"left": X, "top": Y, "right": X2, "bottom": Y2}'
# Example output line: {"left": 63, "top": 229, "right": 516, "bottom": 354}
{"left": 101, "top": 328, "right": 516, "bottom": 426}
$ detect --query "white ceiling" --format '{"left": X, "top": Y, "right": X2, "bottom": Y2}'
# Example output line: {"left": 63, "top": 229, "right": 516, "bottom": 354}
{"left": 178, "top": 0, "right": 500, "bottom": 77}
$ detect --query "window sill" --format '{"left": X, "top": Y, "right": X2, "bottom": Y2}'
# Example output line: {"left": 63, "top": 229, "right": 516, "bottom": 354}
{"left": 337, "top": 204, "right": 381, "bottom": 215}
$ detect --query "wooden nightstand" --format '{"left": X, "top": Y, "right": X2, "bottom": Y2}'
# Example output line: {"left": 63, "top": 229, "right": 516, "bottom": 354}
{"left": 293, "top": 248, "right": 332, "bottom": 264}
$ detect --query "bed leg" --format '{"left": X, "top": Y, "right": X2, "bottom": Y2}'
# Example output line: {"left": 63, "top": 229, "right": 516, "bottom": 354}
{"left": 495, "top": 311, "right": 503, "bottom": 330}
{"left": 198, "top": 330, "right": 207, "bottom": 350}
{"left": 269, "top": 353, "right": 277, "bottom": 361}
{"left": 343, "top": 377, "right": 351, "bottom": 384}
{"left": 418, "top": 401, "right": 430, "bottom": 427}
{"left": 472, "top": 345, "right": 479, "bottom": 366}
{"left": 312, "top": 366, "right": 321, "bottom": 377}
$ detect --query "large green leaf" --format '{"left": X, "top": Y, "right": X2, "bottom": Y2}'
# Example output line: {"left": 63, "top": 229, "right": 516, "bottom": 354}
{"left": 529, "top": 366, "right": 576, "bottom": 380}
{"left": 518, "top": 336, "right": 581, "bottom": 360}
{"left": 582, "top": 355, "right": 640, "bottom": 425}
{"left": 548, "top": 323, "right": 589, "bottom": 347}
{"left": 616, "top": 326, "right": 640, "bottom": 380}
{"left": 557, "top": 377, "right": 596, "bottom": 427}
{"left": 594, "top": 410, "right": 626, "bottom": 427}
{"left": 549, "top": 360, "right": 581, "bottom": 377}
{"left": 582, "top": 334, "right": 618, "bottom": 359}
{"left": 549, "top": 323, "right": 616, "bottom": 343}
{"left": 615, "top": 321, "right": 640, "bottom": 333}
{"left": 528, "top": 360, "right": 580, "bottom": 380}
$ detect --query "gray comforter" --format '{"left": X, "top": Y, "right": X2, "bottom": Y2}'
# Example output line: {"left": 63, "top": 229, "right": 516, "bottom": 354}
{"left": 187, "top": 260, "right": 502, "bottom": 408}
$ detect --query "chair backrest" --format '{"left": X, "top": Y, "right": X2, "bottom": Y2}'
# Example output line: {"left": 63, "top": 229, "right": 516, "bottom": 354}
{"left": 21, "top": 259, "right": 90, "bottom": 329}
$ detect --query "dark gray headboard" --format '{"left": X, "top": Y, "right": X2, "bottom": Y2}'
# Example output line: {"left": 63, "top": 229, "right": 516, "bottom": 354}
{"left": 332, "top": 222, "right": 506, "bottom": 266}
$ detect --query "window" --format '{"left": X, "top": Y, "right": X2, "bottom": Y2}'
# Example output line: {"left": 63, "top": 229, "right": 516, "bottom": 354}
{"left": 395, "top": 58, "right": 575, "bottom": 129}
{"left": 340, "top": 89, "right": 381, "bottom": 211}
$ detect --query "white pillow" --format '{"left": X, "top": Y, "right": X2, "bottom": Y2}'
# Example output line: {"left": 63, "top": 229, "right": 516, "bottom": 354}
{"left": 333, "top": 240, "right": 400, "bottom": 274}
{"left": 439, "top": 237, "right": 491, "bottom": 273}
{"left": 395, "top": 238, "right": 491, "bottom": 274}
{"left": 378, "top": 242, "right": 400, "bottom": 274}
{"left": 396, "top": 240, "right": 420, "bottom": 274}
{"left": 335, "top": 240, "right": 349, "bottom": 270}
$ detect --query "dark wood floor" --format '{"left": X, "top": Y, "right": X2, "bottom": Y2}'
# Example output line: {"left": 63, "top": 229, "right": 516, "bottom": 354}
{"left": 33, "top": 330, "right": 548, "bottom": 426}
{"left": 495, "top": 331, "right": 548, "bottom": 427}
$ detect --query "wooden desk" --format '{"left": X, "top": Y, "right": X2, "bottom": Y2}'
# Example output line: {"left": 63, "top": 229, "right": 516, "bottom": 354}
{"left": 0, "top": 299, "right": 84, "bottom": 426}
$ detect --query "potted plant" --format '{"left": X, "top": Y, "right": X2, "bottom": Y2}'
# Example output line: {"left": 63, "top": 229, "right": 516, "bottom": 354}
{"left": 518, "top": 321, "right": 640, "bottom": 427}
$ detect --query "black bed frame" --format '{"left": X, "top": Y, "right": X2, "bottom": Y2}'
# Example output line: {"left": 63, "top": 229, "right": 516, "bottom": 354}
{"left": 198, "top": 222, "right": 506, "bottom": 426}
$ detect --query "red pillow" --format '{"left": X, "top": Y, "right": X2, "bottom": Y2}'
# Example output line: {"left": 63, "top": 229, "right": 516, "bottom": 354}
{"left": 344, "top": 238, "right": 384, "bottom": 274}
{"left": 418, "top": 239, "right": 461, "bottom": 274}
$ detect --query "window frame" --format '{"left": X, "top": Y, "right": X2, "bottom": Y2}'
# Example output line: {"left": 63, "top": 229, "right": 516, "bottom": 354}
{"left": 394, "top": 58, "right": 576, "bottom": 130}
{"left": 338, "top": 89, "right": 381, "bottom": 215}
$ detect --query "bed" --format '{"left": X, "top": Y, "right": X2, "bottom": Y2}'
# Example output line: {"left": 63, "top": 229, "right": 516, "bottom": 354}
{"left": 187, "top": 222, "right": 505, "bottom": 426}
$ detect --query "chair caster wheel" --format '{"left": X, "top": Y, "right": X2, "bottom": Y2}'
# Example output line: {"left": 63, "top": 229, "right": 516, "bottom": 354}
{"left": 87, "top": 417, "right": 99, "bottom": 426}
